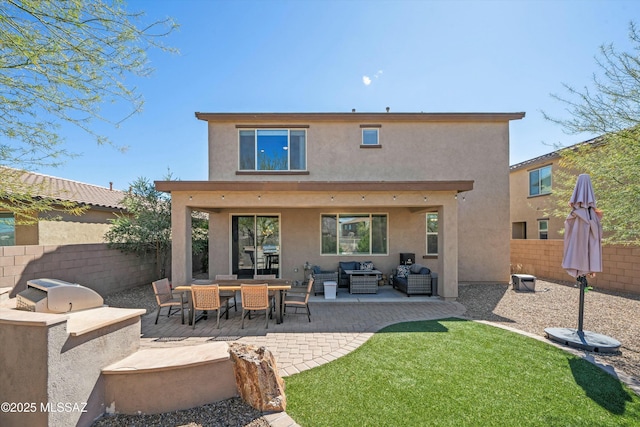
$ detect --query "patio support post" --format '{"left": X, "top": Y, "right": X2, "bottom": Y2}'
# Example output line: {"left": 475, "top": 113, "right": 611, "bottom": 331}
{"left": 438, "top": 199, "right": 458, "bottom": 300}
{"left": 171, "top": 194, "right": 193, "bottom": 286}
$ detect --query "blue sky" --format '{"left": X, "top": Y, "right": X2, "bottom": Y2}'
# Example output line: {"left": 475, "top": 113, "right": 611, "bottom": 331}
{"left": 36, "top": 0, "right": 640, "bottom": 190}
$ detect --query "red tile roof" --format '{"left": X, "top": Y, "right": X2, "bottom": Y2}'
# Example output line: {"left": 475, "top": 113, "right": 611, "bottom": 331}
{"left": 16, "top": 170, "right": 127, "bottom": 210}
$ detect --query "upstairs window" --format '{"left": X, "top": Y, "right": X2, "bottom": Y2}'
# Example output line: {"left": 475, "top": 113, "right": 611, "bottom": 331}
{"left": 362, "top": 128, "right": 379, "bottom": 145}
{"left": 529, "top": 165, "right": 552, "bottom": 196}
{"left": 239, "top": 129, "right": 306, "bottom": 171}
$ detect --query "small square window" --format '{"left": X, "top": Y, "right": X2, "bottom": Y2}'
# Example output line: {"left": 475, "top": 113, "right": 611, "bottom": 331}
{"left": 362, "top": 129, "right": 379, "bottom": 145}
{"left": 538, "top": 219, "right": 549, "bottom": 240}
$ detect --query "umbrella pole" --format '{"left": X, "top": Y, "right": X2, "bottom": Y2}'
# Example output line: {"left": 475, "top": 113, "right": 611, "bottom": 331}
{"left": 577, "top": 275, "right": 587, "bottom": 333}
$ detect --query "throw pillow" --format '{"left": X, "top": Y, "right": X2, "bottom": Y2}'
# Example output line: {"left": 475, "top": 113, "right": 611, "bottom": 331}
{"left": 313, "top": 265, "right": 322, "bottom": 274}
{"left": 360, "top": 261, "right": 374, "bottom": 271}
{"left": 410, "top": 263, "right": 424, "bottom": 274}
{"left": 396, "top": 265, "right": 411, "bottom": 278}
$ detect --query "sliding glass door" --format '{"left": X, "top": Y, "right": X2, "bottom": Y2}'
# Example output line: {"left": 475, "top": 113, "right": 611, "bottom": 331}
{"left": 232, "top": 215, "right": 280, "bottom": 278}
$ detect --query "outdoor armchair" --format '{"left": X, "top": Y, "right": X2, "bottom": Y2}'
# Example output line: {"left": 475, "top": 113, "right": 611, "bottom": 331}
{"left": 284, "top": 277, "right": 314, "bottom": 322}
{"left": 392, "top": 264, "right": 436, "bottom": 296}
{"left": 311, "top": 267, "right": 338, "bottom": 295}
{"left": 253, "top": 274, "right": 277, "bottom": 315}
{"left": 152, "top": 278, "right": 187, "bottom": 324}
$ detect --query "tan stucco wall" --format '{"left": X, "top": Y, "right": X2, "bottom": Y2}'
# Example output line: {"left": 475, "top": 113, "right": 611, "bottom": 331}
{"left": 0, "top": 320, "right": 51, "bottom": 426}
{"left": 207, "top": 207, "right": 442, "bottom": 284}
{"left": 510, "top": 158, "right": 565, "bottom": 239}
{"left": 0, "top": 312, "right": 141, "bottom": 427}
{"left": 209, "top": 120, "right": 507, "bottom": 183}
{"left": 38, "top": 210, "right": 116, "bottom": 245}
{"left": 12, "top": 209, "right": 117, "bottom": 246}
{"left": 169, "top": 114, "right": 520, "bottom": 296}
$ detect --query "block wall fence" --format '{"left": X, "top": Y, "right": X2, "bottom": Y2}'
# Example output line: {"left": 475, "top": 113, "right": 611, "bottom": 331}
{"left": 1, "top": 244, "right": 158, "bottom": 298}
{"left": 511, "top": 239, "right": 640, "bottom": 295}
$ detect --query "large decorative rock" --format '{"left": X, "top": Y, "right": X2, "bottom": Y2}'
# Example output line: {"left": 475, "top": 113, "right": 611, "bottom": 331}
{"left": 228, "top": 343, "right": 286, "bottom": 412}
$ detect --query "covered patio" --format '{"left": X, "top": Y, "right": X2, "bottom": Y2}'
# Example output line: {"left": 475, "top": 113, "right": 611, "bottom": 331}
{"left": 155, "top": 180, "right": 474, "bottom": 301}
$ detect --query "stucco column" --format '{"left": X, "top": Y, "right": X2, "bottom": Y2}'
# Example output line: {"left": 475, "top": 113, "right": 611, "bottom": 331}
{"left": 438, "top": 198, "right": 458, "bottom": 300}
{"left": 171, "top": 194, "right": 192, "bottom": 286}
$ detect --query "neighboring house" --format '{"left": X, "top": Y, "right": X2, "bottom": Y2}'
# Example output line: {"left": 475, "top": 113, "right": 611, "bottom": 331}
{"left": 509, "top": 150, "right": 561, "bottom": 240}
{"left": 0, "top": 170, "right": 127, "bottom": 246}
{"left": 509, "top": 137, "right": 599, "bottom": 240}
{"left": 156, "top": 111, "right": 525, "bottom": 300}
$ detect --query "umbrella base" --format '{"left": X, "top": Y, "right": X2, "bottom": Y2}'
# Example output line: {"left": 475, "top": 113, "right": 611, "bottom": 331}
{"left": 544, "top": 327, "right": 621, "bottom": 353}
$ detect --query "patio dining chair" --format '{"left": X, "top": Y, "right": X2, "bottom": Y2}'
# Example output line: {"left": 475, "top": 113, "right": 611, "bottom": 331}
{"left": 215, "top": 274, "right": 238, "bottom": 313}
{"left": 253, "top": 274, "right": 277, "bottom": 314}
{"left": 240, "top": 283, "right": 271, "bottom": 329}
{"left": 152, "top": 278, "right": 188, "bottom": 325}
{"left": 284, "top": 277, "right": 314, "bottom": 322}
{"left": 190, "top": 285, "right": 231, "bottom": 329}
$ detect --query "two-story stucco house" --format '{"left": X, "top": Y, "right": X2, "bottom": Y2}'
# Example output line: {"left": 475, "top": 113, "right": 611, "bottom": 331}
{"left": 509, "top": 150, "right": 563, "bottom": 241}
{"left": 509, "top": 137, "right": 601, "bottom": 241}
{"left": 156, "top": 111, "right": 525, "bottom": 300}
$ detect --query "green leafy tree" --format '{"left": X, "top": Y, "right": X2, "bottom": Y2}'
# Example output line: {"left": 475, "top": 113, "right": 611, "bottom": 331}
{"left": 105, "top": 176, "right": 209, "bottom": 278}
{"left": 0, "top": 0, "right": 176, "bottom": 222}
{"left": 355, "top": 220, "right": 370, "bottom": 253}
{"left": 105, "top": 177, "right": 173, "bottom": 278}
{"left": 544, "top": 22, "right": 640, "bottom": 245}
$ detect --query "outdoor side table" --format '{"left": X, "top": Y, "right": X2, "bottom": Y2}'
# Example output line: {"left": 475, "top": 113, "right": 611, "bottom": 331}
{"left": 324, "top": 281, "right": 337, "bottom": 299}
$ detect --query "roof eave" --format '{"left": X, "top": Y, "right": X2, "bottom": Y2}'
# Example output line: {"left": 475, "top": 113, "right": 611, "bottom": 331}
{"left": 194, "top": 112, "right": 525, "bottom": 123}
{"left": 155, "top": 180, "right": 474, "bottom": 193}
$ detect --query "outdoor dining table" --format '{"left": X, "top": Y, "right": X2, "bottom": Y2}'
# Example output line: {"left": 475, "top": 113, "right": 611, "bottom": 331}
{"left": 174, "top": 279, "right": 292, "bottom": 325}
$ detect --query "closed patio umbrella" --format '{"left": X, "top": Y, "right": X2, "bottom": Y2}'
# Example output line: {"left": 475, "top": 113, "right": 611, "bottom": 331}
{"left": 561, "top": 174, "right": 602, "bottom": 280}
{"left": 545, "top": 174, "right": 620, "bottom": 352}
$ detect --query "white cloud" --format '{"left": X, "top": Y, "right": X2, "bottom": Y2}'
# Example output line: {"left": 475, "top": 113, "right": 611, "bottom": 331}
{"left": 362, "top": 70, "right": 383, "bottom": 86}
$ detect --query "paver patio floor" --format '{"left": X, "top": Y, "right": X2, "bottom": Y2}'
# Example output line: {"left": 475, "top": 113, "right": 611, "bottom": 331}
{"left": 141, "top": 287, "right": 465, "bottom": 377}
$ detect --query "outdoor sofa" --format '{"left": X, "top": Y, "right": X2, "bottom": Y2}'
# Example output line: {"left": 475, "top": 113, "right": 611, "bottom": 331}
{"left": 392, "top": 264, "right": 438, "bottom": 297}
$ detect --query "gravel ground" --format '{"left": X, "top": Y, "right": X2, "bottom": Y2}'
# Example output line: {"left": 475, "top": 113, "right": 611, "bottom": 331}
{"left": 96, "top": 279, "right": 640, "bottom": 426}
{"left": 91, "top": 397, "right": 269, "bottom": 427}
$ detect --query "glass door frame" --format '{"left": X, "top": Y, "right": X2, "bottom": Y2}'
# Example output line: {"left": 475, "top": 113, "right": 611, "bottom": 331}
{"left": 230, "top": 214, "right": 281, "bottom": 279}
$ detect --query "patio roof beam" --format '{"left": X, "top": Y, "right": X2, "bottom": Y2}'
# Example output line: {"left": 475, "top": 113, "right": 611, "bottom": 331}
{"left": 155, "top": 180, "right": 474, "bottom": 193}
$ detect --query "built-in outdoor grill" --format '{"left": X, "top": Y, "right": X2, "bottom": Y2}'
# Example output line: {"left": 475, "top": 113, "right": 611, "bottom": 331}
{"left": 16, "top": 278, "right": 104, "bottom": 313}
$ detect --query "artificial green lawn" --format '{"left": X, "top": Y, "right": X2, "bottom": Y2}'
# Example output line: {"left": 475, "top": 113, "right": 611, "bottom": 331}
{"left": 284, "top": 319, "right": 640, "bottom": 427}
